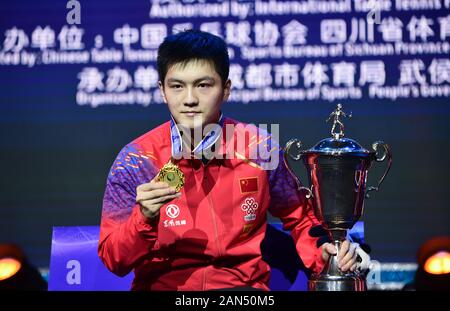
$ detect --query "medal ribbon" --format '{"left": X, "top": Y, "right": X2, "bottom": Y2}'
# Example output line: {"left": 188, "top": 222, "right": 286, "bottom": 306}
{"left": 170, "top": 114, "right": 224, "bottom": 159}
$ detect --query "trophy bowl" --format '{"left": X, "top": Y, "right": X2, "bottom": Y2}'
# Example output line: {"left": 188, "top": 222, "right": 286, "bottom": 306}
{"left": 284, "top": 104, "right": 392, "bottom": 291}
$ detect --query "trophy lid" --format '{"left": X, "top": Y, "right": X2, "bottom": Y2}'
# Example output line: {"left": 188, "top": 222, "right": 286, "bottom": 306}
{"left": 305, "top": 137, "right": 372, "bottom": 156}
{"left": 302, "top": 104, "right": 374, "bottom": 156}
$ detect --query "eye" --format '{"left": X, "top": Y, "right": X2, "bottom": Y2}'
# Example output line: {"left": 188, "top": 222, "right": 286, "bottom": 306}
{"left": 198, "top": 83, "right": 212, "bottom": 88}
{"left": 170, "top": 84, "right": 182, "bottom": 89}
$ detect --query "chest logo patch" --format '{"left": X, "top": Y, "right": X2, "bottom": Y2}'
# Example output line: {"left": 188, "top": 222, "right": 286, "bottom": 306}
{"left": 163, "top": 204, "right": 187, "bottom": 228}
{"left": 241, "top": 197, "right": 259, "bottom": 222}
{"left": 166, "top": 204, "right": 180, "bottom": 219}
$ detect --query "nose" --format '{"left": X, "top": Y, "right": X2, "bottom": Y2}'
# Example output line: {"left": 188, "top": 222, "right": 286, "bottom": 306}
{"left": 184, "top": 87, "right": 199, "bottom": 107}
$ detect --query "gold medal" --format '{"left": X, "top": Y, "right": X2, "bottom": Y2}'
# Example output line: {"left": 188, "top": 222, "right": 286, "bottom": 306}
{"left": 156, "top": 160, "right": 185, "bottom": 192}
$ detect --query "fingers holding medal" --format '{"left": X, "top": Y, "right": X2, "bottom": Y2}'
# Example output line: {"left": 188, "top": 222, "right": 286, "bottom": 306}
{"left": 136, "top": 160, "right": 184, "bottom": 220}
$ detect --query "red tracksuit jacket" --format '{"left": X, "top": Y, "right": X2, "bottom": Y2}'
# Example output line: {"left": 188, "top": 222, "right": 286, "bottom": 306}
{"left": 98, "top": 117, "right": 325, "bottom": 290}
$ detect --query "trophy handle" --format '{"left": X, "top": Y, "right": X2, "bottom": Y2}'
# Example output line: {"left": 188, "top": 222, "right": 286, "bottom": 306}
{"left": 284, "top": 139, "right": 313, "bottom": 199}
{"left": 365, "top": 141, "right": 392, "bottom": 198}
{"left": 285, "top": 139, "right": 303, "bottom": 161}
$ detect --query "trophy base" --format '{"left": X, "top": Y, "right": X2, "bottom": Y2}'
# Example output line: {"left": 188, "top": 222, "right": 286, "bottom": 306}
{"left": 308, "top": 274, "right": 366, "bottom": 291}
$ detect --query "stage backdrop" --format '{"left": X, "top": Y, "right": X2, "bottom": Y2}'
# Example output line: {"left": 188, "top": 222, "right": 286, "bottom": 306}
{"left": 1, "top": 0, "right": 449, "bottom": 270}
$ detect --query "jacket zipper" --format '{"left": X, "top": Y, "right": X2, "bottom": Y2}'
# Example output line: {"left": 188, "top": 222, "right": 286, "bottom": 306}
{"left": 204, "top": 170, "right": 223, "bottom": 258}
{"left": 202, "top": 266, "right": 207, "bottom": 291}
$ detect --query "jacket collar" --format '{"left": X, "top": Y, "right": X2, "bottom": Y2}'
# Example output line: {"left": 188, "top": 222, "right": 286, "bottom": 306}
{"left": 170, "top": 114, "right": 226, "bottom": 160}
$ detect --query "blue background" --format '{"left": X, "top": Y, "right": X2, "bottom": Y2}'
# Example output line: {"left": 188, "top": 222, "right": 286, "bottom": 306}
{"left": 0, "top": 0, "right": 449, "bottom": 270}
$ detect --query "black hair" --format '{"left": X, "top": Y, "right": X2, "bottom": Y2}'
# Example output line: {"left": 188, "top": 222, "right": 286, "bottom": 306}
{"left": 157, "top": 29, "right": 230, "bottom": 86}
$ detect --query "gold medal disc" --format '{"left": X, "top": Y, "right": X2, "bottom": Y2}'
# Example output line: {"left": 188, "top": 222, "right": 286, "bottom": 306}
{"left": 157, "top": 161, "right": 185, "bottom": 192}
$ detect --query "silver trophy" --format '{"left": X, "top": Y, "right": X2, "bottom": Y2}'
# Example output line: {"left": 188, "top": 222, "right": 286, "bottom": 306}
{"left": 284, "top": 104, "right": 392, "bottom": 291}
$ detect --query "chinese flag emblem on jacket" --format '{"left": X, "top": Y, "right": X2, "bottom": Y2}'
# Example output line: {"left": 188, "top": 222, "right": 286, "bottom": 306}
{"left": 239, "top": 177, "right": 258, "bottom": 194}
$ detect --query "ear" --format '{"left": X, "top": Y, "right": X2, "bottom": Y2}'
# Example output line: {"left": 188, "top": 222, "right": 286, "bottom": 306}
{"left": 222, "top": 79, "right": 231, "bottom": 102}
{"left": 158, "top": 81, "right": 168, "bottom": 104}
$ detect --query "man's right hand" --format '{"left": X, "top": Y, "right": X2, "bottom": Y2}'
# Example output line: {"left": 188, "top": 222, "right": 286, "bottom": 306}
{"left": 136, "top": 177, "right": 181, "bottom": 220}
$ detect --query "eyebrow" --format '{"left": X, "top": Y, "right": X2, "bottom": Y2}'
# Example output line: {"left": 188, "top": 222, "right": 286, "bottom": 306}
{"left": 166, "top": 76, "right": 216, "bottom": 85}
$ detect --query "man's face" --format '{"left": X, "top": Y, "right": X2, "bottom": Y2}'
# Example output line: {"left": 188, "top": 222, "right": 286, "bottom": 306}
{"left": 159, "top": 59, "right": 231, "bottom": 130}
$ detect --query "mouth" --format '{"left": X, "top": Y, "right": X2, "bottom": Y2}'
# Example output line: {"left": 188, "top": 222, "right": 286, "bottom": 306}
{"left": 181, "top": 112, "right": 202, "bottom": 117}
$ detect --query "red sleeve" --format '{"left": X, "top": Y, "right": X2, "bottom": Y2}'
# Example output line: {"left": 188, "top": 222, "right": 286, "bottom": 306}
{"left": 270, "top": 200, "right": 326, "bottom": 275}
{"left": 98, "top": 144, "right": 159, "bottom": 277}
{"left": 268, "top": 151, "right": 326, "bottom": 275}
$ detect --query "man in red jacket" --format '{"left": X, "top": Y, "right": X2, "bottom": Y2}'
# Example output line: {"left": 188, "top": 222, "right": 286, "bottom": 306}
{"left": 98, "top": 30, "right": 364, "bottom": 291}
